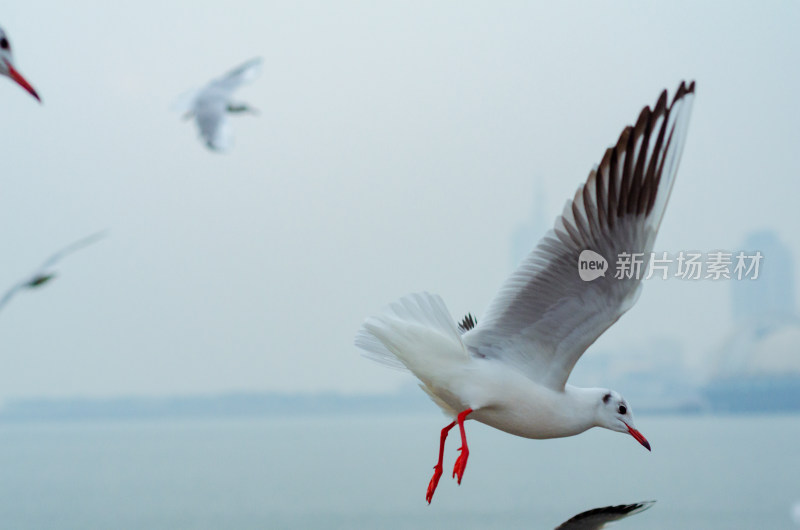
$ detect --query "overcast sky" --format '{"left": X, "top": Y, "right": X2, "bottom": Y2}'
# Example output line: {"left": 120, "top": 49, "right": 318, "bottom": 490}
{"left": 1, "top": 1, "right": 798, "bottom": 401}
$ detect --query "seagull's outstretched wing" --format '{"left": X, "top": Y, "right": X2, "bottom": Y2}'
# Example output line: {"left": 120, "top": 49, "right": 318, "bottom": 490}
{"left": 0, "top": 284, "right": 23, "bottom": 312}
{"left": 463, "top": 82, "right": 695, "bottom": 390}
{"left": 555, "top": 501, "right": 655, "bottom": 530}
{"left": 208, "top": 57, "right": 263, "bottom": 93}
{"left": 0, "top": 231, "right": 106, "bottom": 313}
{"left": 40, "top": 231, "right": 107, "bottom": 269}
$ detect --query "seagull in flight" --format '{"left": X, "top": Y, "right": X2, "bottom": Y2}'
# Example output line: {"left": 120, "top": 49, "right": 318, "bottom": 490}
{"left": 555, "top": 500, "right": 655, "bottom": 529}
{"left": 0, "top": 25, "right": 41, "bottom": 102}
{"left": 174, "top": 57, "right": 263, "bottom": 152}
{"left": 355, "top": 81, "right": 695, "bottom": 503}
{"left": 0, "top": 232, "right": 106, "bottom": 313}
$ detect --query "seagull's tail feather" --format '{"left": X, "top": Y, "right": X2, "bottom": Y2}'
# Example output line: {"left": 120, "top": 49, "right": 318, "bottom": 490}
{"left": 354, "top": 327, "right": 408, "bottom": 371}
{"left": 355, "top": 292, "right": 468, "bottom": 374}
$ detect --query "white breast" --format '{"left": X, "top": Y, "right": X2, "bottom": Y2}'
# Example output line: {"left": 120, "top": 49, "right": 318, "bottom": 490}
{"left": 440, "top": 359, "right": 599, "bottom": 440}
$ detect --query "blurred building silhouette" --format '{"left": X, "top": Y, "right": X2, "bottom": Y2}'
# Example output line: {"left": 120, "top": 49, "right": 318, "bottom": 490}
{"left": 730, "top": 230, "right": 795, "bottom": 325}
{"left": 704, "top": 230, "right": 800, "bottom": 412}
{"left": 570, "top": 337, "right": 702, "bottom": 413}
{"left": 511, "top": 185, "right": 548, "bottom": 268}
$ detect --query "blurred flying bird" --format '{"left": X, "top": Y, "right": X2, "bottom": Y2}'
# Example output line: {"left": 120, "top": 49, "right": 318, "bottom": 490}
{"left": 174, "top": 57, "right": 263, "bottom": 152}
{"left": 0, "top": 25, "right": 41, "bottom": 102}
{"left": 0, "top": 231, "right": 107, "bottom": 313}
{"left": 356, "top": 81, "right": 695, "bottom": 503}
{"left": 555, "top": 501, "right": 655, "bottom": 529}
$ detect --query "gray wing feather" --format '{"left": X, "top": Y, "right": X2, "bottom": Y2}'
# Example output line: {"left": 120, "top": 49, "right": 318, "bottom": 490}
{"left": 463, "top": 82, "right": 695, "bottom": 390}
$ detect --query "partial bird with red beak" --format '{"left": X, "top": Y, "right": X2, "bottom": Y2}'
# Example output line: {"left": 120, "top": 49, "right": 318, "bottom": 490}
{"left": 0, "top": 25, "right": 41, "bottom": 102}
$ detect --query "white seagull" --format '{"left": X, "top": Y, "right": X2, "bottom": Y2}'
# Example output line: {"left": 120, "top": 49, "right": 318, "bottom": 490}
{"left": 0, "top": 25, "right": 41, "bottom": 102}
{"left": 174, "top": 57, "right": 263, "bottom": 152}
{"left": 555, "top": 500, "right": 655, "bottom": 529}
{"left": 355, "top": 81, "right": 695, "bottom": 503}
{"left": 0, "top": 231, "right": 106, "bottom": 313}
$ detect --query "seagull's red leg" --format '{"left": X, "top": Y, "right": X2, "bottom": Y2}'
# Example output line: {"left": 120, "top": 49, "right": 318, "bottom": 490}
{"left": 452, "top": 408, "right": 473, "bottom": 485}
{"left": 426, "top": 420, "right": 455, "bottom": 504}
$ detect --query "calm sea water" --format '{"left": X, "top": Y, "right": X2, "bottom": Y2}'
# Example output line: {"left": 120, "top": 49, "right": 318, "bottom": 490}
{"left": 0, "top": 414, "right": 797, "bottom": 529}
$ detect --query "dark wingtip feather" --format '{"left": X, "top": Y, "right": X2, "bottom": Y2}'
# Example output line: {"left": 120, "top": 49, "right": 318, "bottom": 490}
{"left": 673, "top": 80, "right": 696, "bottom": 103}
{"left": 457, "top": 313, "right": 478, "bottom": 333}
{"left": 595, "top": 81, "right": 695, "bottom": 222}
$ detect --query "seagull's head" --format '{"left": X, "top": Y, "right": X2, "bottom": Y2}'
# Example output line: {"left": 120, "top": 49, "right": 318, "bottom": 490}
{"left": 0, "top": 27, "right": 40, "bottom": 102}
{"left": 598, "top": 389, "right": 650, "bottom": 451}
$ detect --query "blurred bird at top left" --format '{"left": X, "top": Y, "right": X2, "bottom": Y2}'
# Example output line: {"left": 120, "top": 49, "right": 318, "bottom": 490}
{"left": 0, "top": 25, "right": 40, "bottom": 102}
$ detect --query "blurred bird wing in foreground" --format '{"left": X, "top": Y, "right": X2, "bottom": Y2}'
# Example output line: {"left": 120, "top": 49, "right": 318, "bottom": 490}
{"left": 555, "top": 500, "right": 655, "bottom": 529}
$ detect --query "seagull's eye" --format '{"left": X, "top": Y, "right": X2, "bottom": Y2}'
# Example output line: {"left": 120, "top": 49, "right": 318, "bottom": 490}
{"left": 618, "top": 405, "right": 627, "bottom": 415}
{"left": 0, "top": 38, "right": 9, "bottom": 50}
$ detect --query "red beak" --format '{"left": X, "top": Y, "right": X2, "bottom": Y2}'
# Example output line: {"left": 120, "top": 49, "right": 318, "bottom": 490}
{"left": 4, "top": 60, "right": 40, "bottom": 102}
{"left": 625, "top": 422, "right": 651, "bottom": 451}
